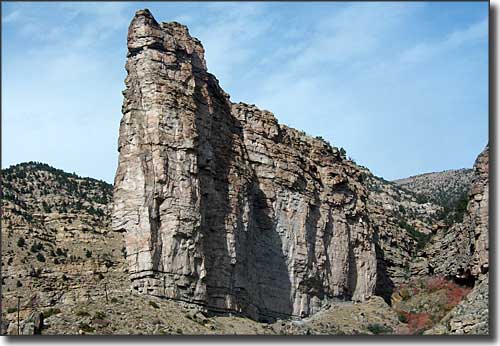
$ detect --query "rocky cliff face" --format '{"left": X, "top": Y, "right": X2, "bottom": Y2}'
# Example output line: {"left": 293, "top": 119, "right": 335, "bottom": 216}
{"left": 411, "top": 145, "right": 489, "bottom": 281}
{"left": 112, "top": 9, "right": 378, "bottom": 320}
{"left": 362, "top": 173, "right": 442, "bottom": 301}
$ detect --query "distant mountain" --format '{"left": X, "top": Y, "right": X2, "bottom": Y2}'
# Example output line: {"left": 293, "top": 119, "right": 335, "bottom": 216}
{"left": 393, "top": 168, "right": 473, "bottom": 225}
{"left": 393, "top": 168, "right": 473, "bottom": 208}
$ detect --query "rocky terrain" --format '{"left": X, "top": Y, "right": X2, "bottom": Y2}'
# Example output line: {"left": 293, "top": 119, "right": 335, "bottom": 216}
{"left": 0, "top": 162, "right": 408, "bottom": 335}
{"left": 1, "top": 9, "right": 488, "bottom": 336}
{"left": 394, "top": 168, "right": 473, "bottom": 210}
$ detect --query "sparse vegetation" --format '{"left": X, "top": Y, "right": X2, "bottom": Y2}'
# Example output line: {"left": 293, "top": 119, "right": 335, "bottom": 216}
{"left": 393, "top": 276, "right": 472, "bottom": 334}
{"left": 44, "top": 307, "right": 62, "bottom": 318}
{"left": 367, "top": 323, "right": 393, "bottom": 335}
{"left": 76, "top": 310, "right": 90, "bottom": 317}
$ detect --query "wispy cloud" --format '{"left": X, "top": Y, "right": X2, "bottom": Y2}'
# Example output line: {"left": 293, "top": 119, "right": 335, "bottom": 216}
{"left": 2, "top": 9, "right": 20, "bottom": 23}
{"left": 401, "top": 16, "right": 488, "bottom": 64}
{"left": 2, "top": 2, "right": 488, "bottom": 182}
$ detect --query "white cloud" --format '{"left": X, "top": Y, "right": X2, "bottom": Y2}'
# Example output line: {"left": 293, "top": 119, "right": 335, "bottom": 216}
{"left": 401, "top": 16, "right": 488, "bottom": 64}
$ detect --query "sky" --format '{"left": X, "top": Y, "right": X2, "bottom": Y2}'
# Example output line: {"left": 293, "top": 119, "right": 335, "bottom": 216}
{"left": 1, "top": 1, "right": 489, "bottom": 183}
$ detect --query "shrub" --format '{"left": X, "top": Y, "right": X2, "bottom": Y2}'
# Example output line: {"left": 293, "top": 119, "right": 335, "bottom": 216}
{"left": 85, "top": 249, "right": 92, "bottom": 258}
{"left": 7, "top": 307, "right": 17, "bottom": 313}
{"left": 76, "top": 310, "right": 90, "bottom": 317}
{"left": 78, "top": 323, "right": 95, "bottom": 333}
{"left": 36, "top": 253, "right": 46, "bottom": 262}
{"left": 110, "top": 297, "right": 119, "bottom": 304}
{"left": 426, "top": 277, "right": 450, "bottom": 292}
{"left": 445, "top": 286, "right": 471, "bottom": 310}
{"left": 397, "top": 311, "right": 408, "bottom": 323}
{"left": 367, "top": 324, "right": 393, "bottom": 335}
{"left": 406, "top": 312, "right": 432, "bottom": 334}
{"left": 93, "top": 311, "right": 106, "bottom": 320}
{"left": 30, "top": 242, "right": 43, "bottom": 253}
{"left": 44, "top": 307, "right": 62, "bottom": 318}
{"left": 16, "top": 280, "right": 22, "bottom": 287}
{"left": 149, "top": 301, "right": 159, "bottom": 309}
{"left": 17, "top": 237, "right": 25, "bottom": 247}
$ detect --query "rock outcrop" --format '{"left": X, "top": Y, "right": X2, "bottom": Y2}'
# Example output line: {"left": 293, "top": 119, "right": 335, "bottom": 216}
{"left": 411, "top": 144, "right": 489, "bottom": 281}
{"left": 112, "top": 9, "right": 378, "bottom": 320}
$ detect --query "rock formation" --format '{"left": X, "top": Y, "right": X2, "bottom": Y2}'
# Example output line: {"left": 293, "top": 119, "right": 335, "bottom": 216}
{"left": 412, "top": 144, "right": 489, "bottom": 281}
{"left": 112, "top": 9, "right": 378, "bottom": 320}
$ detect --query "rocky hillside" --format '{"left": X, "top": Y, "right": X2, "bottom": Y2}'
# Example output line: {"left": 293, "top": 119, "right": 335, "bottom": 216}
{"left": 1, "top": 162, "right": 126, "bottom": 334}
{"left": 393, "top": 168, "right": 473, "bottom": 207}
{"left": 1, "top": 162, "right": 409, "bottom": 335}
{"left": 413, "top": 145, "right": 489, "bottom": 335}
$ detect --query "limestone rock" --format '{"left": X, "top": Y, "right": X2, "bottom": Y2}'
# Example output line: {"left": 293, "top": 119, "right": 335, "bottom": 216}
{"left": 112, "top": 9, "right": 377, "bottom": 321}
{"left": 412, "top": 144, "right": 489, "bottom": 281}
{"left": 7, "top": 311, "right": 43, "bottom": 335}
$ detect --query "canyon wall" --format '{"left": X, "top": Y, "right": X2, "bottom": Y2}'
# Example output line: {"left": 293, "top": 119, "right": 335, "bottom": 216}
{"left": 412, "top": 144, "right": 489, "bottom": 281}
{"left": 112, "top": 9, "right": 378, "bottom": 321}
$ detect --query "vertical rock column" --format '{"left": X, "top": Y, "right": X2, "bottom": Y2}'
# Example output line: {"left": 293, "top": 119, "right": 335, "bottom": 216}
{"left": 112, "top": 9, "right": 208, "bottom": 302}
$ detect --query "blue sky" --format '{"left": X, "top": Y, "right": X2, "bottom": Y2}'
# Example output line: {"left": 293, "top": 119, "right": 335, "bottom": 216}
{"left": 2, "top": 2, "right": 489, "bottom": 183}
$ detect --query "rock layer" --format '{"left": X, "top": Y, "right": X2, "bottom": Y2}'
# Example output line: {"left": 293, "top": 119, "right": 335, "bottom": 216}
{"left": 411, "top": 144, "right": 489, "bottom": 280}
{"left": 112, "top": 9, "right": 377, "bottom": 320}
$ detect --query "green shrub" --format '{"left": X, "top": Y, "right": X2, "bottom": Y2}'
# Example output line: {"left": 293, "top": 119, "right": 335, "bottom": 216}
{"left": 78, "top": 323, "right": 95, "bottom": 333}
{"left": 7, "top": 307, "right": 17, "bottom": 313}
{"left": 367, "top": 324, "right": 393, "bottom": 335}
{"left": 149, "top": 301, "right": 159, "bottom": 309}
{"left": 397, "top": 312, "right": 408, "bottom": 323}
{"left": 30, "top": 242, "right": 43, "bottom": 253}
{"left": 93, "top": 311, "right": 106, "bottom": 320}
{"left": 76, "top": 310, "right": 90, "bottom": 317}
{"left": 17, "top": 237, "right": 25, "bottom": 247}
{"left": 44, "top": 307, "right": 62, "bottom": 318}
{"left": 36, "top": 253, "right": 46, "bottom": 262}
{"left": 16, "top": 280, "right": 22, "bottom": 287}
{"left": 85, "top": 249, "right": 92, "bottom": 258}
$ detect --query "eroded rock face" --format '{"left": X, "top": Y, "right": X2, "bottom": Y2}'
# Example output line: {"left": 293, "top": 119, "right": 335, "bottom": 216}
{"left": 412, "top": 144, "right": 489, "bottom": 281}
{"left": 112, "top": 9, "right": 377, "bottom": 320}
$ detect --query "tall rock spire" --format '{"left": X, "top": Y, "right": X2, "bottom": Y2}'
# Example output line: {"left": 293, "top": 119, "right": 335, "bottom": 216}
{"left": 112, "top": 9, "right": 377, "bottom": 321}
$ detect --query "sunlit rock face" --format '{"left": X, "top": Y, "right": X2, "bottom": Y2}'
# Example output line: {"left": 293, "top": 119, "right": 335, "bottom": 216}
{"left": 112, "top": 9, "right": 377, "bottom": 321}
